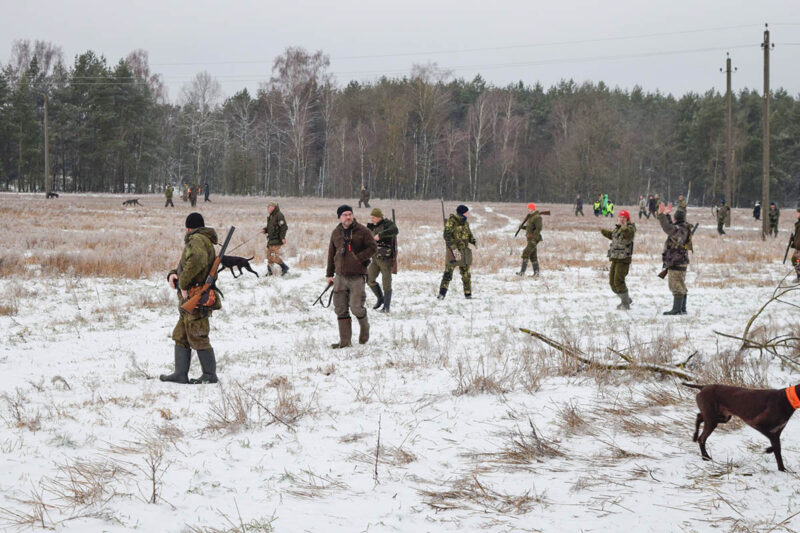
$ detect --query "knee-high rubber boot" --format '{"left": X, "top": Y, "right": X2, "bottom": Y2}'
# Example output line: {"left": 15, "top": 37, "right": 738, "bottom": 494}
{"left": 616, "top": 292, "right": 631, "bottom": 310}
{"left": 280, "top": 263, "right": 290, "bottom": 275}
{"left": 331, "top": 317, "right": 352, "bottom": 349}
{"left": 532, "top": 262, "right": 540, "bottom": 277}
{"left": 190, "top": 349, "right": 218, "bottom": 384}
{"left": 380, "top": 290, "right": 392, "bottom": 313}
{"left": 357, "top": 315, "right": 369, "bottom": 344}
{"left": 437, "top": 288, "right": 447, "bottom": 300}
{"left": 159, "top": 345, "right": 191, "bottom": 383}
{"left": 266, "top": 265, "right": 273, "bottom": 276}
{"left": 663, "top": 295, "right": 683, "bottom": 315}
{"left": 370, "top": 285, "right": 384, "bottom": 310}
{"left": 680, "top": 294, "right": 687, "bottom": 315}
{"left": 516, "top": 260, "right": 528, "bottom": 276}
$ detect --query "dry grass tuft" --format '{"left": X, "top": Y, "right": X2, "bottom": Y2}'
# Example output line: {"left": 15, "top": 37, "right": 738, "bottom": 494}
{"left": 420, "top": 473, "right": 543, "bottom": 514}
{"left": 474, "top": 420, "right": 564, "bottom": 467}
{"left": 205, "top": 385, "right": 255, "bottom": 434}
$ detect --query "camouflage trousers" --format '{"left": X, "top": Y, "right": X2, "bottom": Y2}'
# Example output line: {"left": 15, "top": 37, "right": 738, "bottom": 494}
{"left": 717, "top": 220, "right": 725, "bottom": 234}
{"left": 440, "top": 265, "right": 471, "bottom": 296}
{"left": 165, "top": 198, "right": 174, "bottom": 207}
{"left": 521, "top": 242, "right": 539, "bottom": 262}
{"left": 333, "top": 274, "right": 367, "bottom": 320}
{"left": 266, "top": 244, "right": 284, "bottom": 266}
{"left": 172, "top": 310, "right": 212, "bottom": 350}
{"left": 609, "top": 261, "right": 630, "bottom": 294}
{"left": 770, "top": 224, "right": 779, "bottom": 237}
{"left": 367, "top": 256, "right": 393, "bottom": 292}
{"left": 667, "top": 269, "right": 688, "bottom": 296}
{"left": 575, "top": 206, "right": 584, "bottom": 216}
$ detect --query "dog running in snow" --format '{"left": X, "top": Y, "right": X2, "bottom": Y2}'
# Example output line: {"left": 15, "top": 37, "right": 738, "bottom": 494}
{"left": 219, "top": 255, "right": 259, "bottom": 278}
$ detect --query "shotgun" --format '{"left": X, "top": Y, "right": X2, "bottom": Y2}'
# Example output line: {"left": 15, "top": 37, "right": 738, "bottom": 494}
{"left": 784, "top": 232, "right": 795, "bottom": 265}
{"left": 514, "top": 211, "right": 550, "bottom": 237}
{"left": 181, "top": 226, "right": 235, "bottom": 313}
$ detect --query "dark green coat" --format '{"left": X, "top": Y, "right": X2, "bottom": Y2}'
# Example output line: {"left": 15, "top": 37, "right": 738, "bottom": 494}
{"left": 525, "top": 212, "right": 543, "bottom": 243}
{"left": 366, "top": 218, "right": 399, "bottom": 260}
{"left": 769, "top": 207, "right": 780, "bottom": 226}
{"left": 717, "top": 205, "right": 730, "bottom": 222}
{"left": 263, "top": 206, "right": 288, "bottom": 245}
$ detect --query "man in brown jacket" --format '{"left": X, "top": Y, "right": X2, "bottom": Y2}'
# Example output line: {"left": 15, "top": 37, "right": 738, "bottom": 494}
{"left": 326, "top": 205, "right": 378, "bottom": 348}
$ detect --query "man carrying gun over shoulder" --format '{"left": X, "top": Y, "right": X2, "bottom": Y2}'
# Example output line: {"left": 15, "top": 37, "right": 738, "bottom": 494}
{"left": 789, "top": 208, "right": 800, "bottom": 282}
{"left": 160, "top": 213, "right": 221, "bottom": 384}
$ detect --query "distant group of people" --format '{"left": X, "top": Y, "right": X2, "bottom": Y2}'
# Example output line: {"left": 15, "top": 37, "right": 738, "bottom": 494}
{"left": 588, "top": 194, "right": 616, "bottom": 217}
{"left": 164, "top": 182, "right": 211, "bottom": 208}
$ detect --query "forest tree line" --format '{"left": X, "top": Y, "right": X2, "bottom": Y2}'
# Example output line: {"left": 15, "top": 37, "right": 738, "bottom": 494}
{"left": 1, "top": 39, "right": 799, "bottom": 206}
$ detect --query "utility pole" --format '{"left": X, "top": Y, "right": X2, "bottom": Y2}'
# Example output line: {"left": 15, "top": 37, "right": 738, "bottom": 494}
{"left": 721, "top": 53, "right": 736, "bottom": 226}
{"left": 44, "top": 92, "right": 51, "bottom": 196}
{"left": 761, "top": 24, "right": 773, "bottom": 240}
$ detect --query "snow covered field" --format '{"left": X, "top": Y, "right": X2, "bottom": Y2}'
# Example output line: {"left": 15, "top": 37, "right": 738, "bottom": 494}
{"left": 1, "top": 193, "right": 799, "bottom": 532}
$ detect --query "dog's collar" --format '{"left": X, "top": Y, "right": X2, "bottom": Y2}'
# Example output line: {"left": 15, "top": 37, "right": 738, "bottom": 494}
{"left": 786, "top": 386, "right": 800, "bottom": 410}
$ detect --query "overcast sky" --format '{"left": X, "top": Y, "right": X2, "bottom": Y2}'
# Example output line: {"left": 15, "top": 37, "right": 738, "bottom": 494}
{"left": 2, "top": 0, "right": 799, "bottom": 102}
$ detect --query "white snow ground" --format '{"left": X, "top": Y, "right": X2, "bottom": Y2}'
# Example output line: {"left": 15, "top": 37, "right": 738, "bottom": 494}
{"left": 1, "top": 201, "right": 799, "bottom": 533}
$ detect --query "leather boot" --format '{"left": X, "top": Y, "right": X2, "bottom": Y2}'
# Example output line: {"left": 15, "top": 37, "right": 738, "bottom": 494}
{"left": 370, "top": 285, "right": 384, "bottom": 310}
{"left": 331, "top": 317, "right": 352, "bottom": 349}
{"left": 532, "top": 262, "right": 540, "bottom": 277}
{"left": 357, "top": 315, "right": 369, "bottom": 344}
{"left": 189, "top": 349, "right": 218, "bottom": 384}
{"left": 280, "top": 263, "right": 290, "bottom": 275}
{"left": 160, "top": 345, "right": 191, "bottom": 383}
{"left": 516, "top": 260, "right": 528, "bottom": 276}
{"left": 380, "top": 290, "right": 392, "bottom": 313}
{"left": 680, "top": 294, "right": 687, "bottom": 315}
{"left": 663, "top": 295, "right": 683, "bottom": 315}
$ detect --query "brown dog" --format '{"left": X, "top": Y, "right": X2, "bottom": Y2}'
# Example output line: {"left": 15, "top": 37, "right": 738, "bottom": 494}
{"left": 683, "top": 382, "right": 800, "bottom": 471}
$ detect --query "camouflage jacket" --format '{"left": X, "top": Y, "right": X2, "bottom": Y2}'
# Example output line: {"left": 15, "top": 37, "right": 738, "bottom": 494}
{"left": 263, "top": 207, "right": 288, "bottom": 245}
{"left": 444, "top": 214, "right": 475, "bottom": 250}
{"left": 525, "top": 212, "right": 543, "bottom": 244}
{"left": 165, "top": 186, "right": 173, "bottom": 199}
{"left": 326, "top": 220, "right": 377, "bottom": 277}
{"left": 444, "top": 214, "right": 475, "bottom": 267}
{"left": 169, "top": 227, "right": 221, "bottom": 311}
{"left": 716, "top": 205, "right": 730, "bottom": 222}
{"left": 601, "top": 223, "right": 636, "bottom": 263}
{"left": 658, "top": 213, "right": 690, "bottom": 270}
{"left": 769, "top": 208, "right": 780, "bottom": 225}
{"left": 366, "top": 218, "right": 399, "bottom": 259}
{"left": 360, "top": 189, "right": 370, "bottom": 202}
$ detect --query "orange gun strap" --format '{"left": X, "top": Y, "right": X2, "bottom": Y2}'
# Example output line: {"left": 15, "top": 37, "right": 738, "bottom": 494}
{"left": 786, "top": 386, "right": 800, "bottom": 410}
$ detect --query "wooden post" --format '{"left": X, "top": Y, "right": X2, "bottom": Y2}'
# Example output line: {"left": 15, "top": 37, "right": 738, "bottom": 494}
{"left": 761, "top": 25, "right": 772, "bottom": 240}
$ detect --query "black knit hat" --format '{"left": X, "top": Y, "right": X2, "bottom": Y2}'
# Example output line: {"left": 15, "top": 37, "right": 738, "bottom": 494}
{"left": 337, "top": 205, "right": 353, "bottom": 218}
{"left": 185, "top": 212, "right": 204, "bottom": 229}
{"left": 456, "top": 204, "right": 469, "bottom": 215}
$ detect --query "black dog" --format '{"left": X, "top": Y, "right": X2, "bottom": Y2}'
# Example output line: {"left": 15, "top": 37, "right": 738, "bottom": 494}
{"left": 683, "top": 382, "right": 800, "bottom": 471}
{"left": 220, "top": 255, "right": 259, "bottom": 278}
{"left": 122, "top": 199, "right": 142, "bottom": 206}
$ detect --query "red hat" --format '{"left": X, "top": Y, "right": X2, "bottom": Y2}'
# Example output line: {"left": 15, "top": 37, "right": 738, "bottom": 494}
{"left": 618, "top": 210, "right": 630, "bottom": 220}
{"left": 527, "top": 202, "right": 536, "bottom": 210}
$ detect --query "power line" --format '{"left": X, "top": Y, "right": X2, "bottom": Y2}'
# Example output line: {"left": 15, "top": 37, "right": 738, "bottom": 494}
{"left": 60, "top": 42, "right": 759, "bottom": 85}
{"left": 150, "top": 23, "right": 766, "bottom": 66}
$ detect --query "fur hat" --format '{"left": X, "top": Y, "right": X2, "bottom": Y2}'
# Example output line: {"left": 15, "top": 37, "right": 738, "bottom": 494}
{"left": 185, "top": 212, "right": 204, "bottom": 229}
